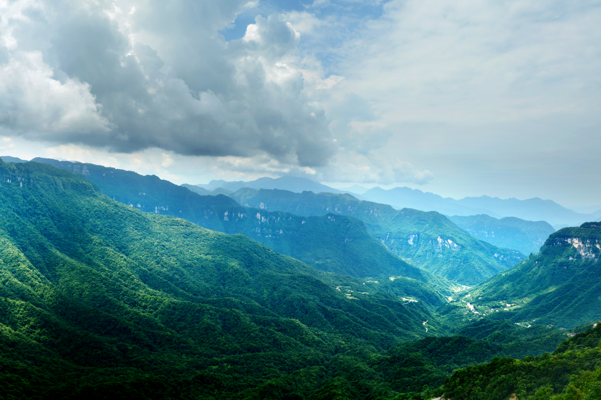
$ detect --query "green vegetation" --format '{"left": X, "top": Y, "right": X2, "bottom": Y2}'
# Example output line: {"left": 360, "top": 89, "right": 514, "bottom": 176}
{"left": 229, "top": 188, "right": 525, "bottom": 285}
{"left": 2, "top": 159, "right": 599, "bottom": 399}
{"left": 30, "top": 158, "right": 449, "bottom": 294}
{"left": 438, "top": 323, "right": 601, "bottom": 400}
{"left": 0, "top": 159, "right": 443, "bottom": 399}
{"left": 463, "top": 223, "right": 601, "bottom": 328}
{"left": 449, "top": 214, "right": 555, "bottom": 255}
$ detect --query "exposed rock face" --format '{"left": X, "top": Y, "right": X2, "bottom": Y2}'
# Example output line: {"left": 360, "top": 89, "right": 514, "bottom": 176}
{"left": 549, "top": 236, "right": 601, "bottom": 260}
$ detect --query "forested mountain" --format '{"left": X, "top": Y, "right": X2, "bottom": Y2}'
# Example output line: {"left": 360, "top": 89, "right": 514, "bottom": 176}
{"left": 436, "top": 323, "right": 601, "bottom": 400}
{"left": 30, "top": 158, "right": 441, "bottom": 288}
{"left": 448, "top": 214, "right": 555, "bottom": 255}
{"left": 1, "top": 158, "right": 598, "bottom": 399}
{"left": 461, "top": 222, "right": 601, "bottom": 329}
{"left": 229, "top": 188, "right": 525, "bottom": 285}
{"left": 0, "top": 158, "right": 442, "bottom": 398}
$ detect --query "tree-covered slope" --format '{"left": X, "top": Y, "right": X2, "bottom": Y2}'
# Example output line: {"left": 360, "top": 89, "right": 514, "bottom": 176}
{"left": 437, "top": 322, "right": 601, "bottom": 400}
{"left": 466, "top": 222, "right": 601, "bottom": 328}
{"left": 0, "top": 159, "right": 444, "bottom": 399}
{"left": 449, "top": 214, "right": 555, "bottom": 255}
{"left": 229, "top": 188, "right": 525, "bottom": 285}
{"left": 373, "top": 319, "right": 572, "bottom": 398}
{"left": 31, "top": 158, "right": 436, "bottom": 286}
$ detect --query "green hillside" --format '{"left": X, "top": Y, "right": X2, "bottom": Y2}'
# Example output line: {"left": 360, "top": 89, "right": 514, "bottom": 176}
{"left": 31, "top": 158, "right": 438, "bottom": 288}
{"left": 0, "top": 159, "right": 594, "bottom": 399}
{"left": 0, "top": 159, "right": 447, "bottom": 399}
{"left": 229, "top": 188, "right": 525, "bottom": 285}
{"left": 460, "top": 222, "right": 601, "bottom": 329}
{"left": 449, "top": 214, "right": 555, "bottom": 255}
{"left": 437, "top": 322, "right": 601, "bottom": 400}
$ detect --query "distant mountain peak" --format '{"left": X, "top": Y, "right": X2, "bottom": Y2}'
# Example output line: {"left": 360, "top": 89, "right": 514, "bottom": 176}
{"left": 196, "top": 175, "right": 341, "bottom": 194}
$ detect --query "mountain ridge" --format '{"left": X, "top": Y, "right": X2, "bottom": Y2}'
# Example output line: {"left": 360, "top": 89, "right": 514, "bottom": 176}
{"left": 0, "top": 157, "right": 598, "bottom": 399}
{"left": 228, "top": 188, "right": 526, "bottom": 285}
{"left": 195, "top": 175, "right": 345, "bottom": 195}
{"left": 28, "top": 158, "right": 446, "bottom": 291}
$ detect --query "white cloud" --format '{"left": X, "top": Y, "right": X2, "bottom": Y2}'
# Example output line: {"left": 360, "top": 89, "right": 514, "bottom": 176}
{"left": 0, "top": 136, "right": 14, "bottom": 151}
{"left": 0, "top": 0, "right": 336, "bottom": 168}
{"left": 44, "top": 144, "right": 96, "bottom": 163}
{"left": 284, "top": 11, "right": 323, "bottom": 34}
{"left": 2, "top": 0, "right": 600, "bottom": 205}
{"left": 299, "top": 0, "right": 601, "bottom": 197}
{"left": 321, "top": 153, "right": 433, "bottom": 185}
{"left": 161, "top": 152, "right": 174, "bottom": 168}
{"left": 335, "top": 0, "right": 601, "bottom": 126}
{"left": 0, "top": 51, "right": 111, "bottom": 135}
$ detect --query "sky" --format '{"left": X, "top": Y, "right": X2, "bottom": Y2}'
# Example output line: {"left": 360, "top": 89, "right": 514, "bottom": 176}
{"left": 0, "top": 0, "right": 600, "bottom": 208}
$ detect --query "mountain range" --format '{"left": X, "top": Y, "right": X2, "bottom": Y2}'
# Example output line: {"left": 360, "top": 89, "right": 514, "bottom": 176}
{"left": 230, "top": 189, "right": 556, "bottom": 256}
{"left": 189, "top": 173, "right": 601, "bottom": 228}
{"left": 30, "top": 158, "right": 441, "bottom": 292}
{"left": 194, "top": 176, "right": 346, "bottom": 195}
{"left": 229, "top": 188, "right": 525, "bottom": 285}
{"left": 1, "top": 156, "right": 601, "bottom": 398}
{"left": 0, "top": 158, "right": 447, "bottom": 398}
{"left": 362, "top": 187, "right": 601, "bottom": 228}
{"left": 5, "top": 156, "right": 598, "bottom": 228}
{"left": 35, "top": 159, "right": 528, "bottom": 286}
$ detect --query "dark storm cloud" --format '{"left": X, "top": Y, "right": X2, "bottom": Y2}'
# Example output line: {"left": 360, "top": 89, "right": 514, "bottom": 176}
{"left": 0, "top": 0, "right": 336, "bottom": 167}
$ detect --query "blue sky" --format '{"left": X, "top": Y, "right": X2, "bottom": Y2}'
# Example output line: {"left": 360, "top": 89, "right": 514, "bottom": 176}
{"left": 1, "top": 0, "right": 600, "bottom": 208}
{"left": 224, "top": 0, "right": 388, "bottom": 34}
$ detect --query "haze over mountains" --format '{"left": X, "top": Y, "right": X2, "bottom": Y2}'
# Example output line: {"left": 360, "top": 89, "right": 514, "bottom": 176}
{"left": 448, "top": 215, "right": 556, "bottom": 256}
{"left": 4, "top": 155, "right": 597, "bottom": 229}
{"left": 195, "top": 176, "right": 346, "bottom": 195}
{"left": 187, "top": 175, "right": 601, "bottom": 229}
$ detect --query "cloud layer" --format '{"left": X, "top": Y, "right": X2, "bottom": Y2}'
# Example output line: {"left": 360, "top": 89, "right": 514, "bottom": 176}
{"left": 0, "top": 0, "right": 335, "bottom": 167}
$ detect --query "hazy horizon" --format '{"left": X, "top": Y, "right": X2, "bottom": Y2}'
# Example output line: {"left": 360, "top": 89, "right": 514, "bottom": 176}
{"left": 3, "top": 153, "right": 599, "bottom": 213}
{"left": 1, "top": 0, "right": 599, "bottom": 207}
